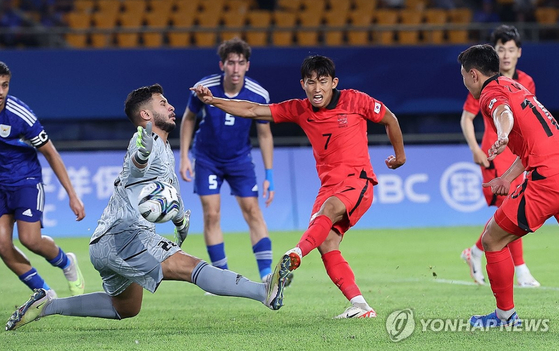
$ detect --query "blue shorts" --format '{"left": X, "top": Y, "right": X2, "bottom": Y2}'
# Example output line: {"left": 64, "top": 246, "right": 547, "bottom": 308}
{"left": 194, "top": 157, "right": 258, "bottom": 197}
{"left": 0, "top": 184, "right": 44, "bottom": 222}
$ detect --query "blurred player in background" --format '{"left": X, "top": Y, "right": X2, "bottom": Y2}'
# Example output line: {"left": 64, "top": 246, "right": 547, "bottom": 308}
{"left": 191, "top": 55, "right": 406, "bottom": 318}
{"left": 459, "top": 25, "right": 539, "bottom": 287}
{"left": 0, "top": 61, "right": 85, "bottom": 299}
{"left": 180, "top": 38, "right": 275, "bottom": 282}
{"left": 6, "top": 84, "right": 284, "bottom": 331}
{"left": 458, "top": 44, "right": 559, "bottom": 327}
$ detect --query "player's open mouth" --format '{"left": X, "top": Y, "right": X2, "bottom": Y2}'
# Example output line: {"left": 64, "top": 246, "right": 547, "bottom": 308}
{"left": 312, "top": 94, "right": 323, "bottom": 104}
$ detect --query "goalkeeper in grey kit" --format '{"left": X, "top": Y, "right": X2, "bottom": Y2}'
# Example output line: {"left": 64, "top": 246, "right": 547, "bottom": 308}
{"left": 6, "top": 84, "right": 288, "bottom": 331}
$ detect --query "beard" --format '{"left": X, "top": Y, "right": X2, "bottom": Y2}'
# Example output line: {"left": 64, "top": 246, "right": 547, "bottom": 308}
{"left": 153, "top": 111, "right": 176, "bottom": 133}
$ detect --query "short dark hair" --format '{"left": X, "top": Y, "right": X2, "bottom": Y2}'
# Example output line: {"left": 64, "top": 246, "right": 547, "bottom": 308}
{"left": 457, "top": 44, "right": 500, "bottom": 77}
{"left": 217, "top": 37, "right": 251, "bottom": 62}
{"left": 0, "top": 61, "right": 11, "bottom": 77}
{"left": 124, "top": 84, "right": 163, "bottom": 124}
{"left": 490, "top": 25, "right": 522, "bottom": 48}
{"left": 300, "top": 55, "right": 336, "bottom": 80}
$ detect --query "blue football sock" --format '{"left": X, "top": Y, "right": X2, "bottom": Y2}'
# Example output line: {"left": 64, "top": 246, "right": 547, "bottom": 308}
{"left": 19, "top": 267, "right": 51, "bottom": 291}
{"left": 207, "top": 242, "right": 228, "bottom": 269}
{"left": 253, "top": 237, "right": 272, "bottom": 280}
{"left": 47, "top": 248, "right": 70, "bottom": 269}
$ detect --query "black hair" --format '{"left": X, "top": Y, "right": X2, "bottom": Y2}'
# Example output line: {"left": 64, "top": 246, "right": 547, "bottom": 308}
{"left": 457, "top": 44, "right": 500, "bottom": 77}
{"left": 124, "top": 84, "right": 163, "bottom": 124}
{"left": 0, "top": 61, "right": 11, "bottom": 77}
{"left": 300, "top": 55, "right": 336, "bottom": 80}
{"left": 217, "top": 37, "right": 251, "bottom": 62}
{"left": 490, "top": 25, "right": 522, "bottom": 48}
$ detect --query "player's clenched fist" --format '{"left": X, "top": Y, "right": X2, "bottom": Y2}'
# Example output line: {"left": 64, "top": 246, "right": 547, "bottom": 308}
{"left": 385, "top": 155, "right": 405, "bottom": 170}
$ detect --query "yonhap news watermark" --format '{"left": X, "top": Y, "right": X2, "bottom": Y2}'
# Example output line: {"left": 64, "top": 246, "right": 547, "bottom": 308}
{"left": 385, "top": 309, "right": 550, "bottom": 342}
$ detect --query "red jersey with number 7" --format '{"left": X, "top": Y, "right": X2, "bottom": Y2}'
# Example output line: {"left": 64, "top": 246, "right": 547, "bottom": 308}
{"left": 479, "top": 75, "right": 559, "bottom": 177}
{"left": 269, "top": 89, "right": 386, "bottom": 186}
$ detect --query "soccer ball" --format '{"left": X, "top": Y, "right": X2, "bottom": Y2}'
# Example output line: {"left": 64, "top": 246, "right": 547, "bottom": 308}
{"left": 137, "top": 181, "right": 180, "bottom": 223}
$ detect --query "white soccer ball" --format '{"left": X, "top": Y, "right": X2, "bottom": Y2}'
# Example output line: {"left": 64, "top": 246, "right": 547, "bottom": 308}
{"left": 137, "top": 181, "right": 180, "bottom": 223}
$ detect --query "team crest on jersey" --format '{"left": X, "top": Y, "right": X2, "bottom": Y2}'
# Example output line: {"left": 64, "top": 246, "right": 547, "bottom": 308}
{"left": 488, "top": 98, "right": 497, "bottom": 109}
{"left": 0, "top": 124, "right": 11, "bottom": 138}
{"left": 337, "top": 114, "right": 348, "bottom": 128}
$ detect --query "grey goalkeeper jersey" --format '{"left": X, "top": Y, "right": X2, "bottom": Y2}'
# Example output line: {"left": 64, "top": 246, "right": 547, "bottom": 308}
{"left": 90, "top": 132, "right": 184, "bottom": 243}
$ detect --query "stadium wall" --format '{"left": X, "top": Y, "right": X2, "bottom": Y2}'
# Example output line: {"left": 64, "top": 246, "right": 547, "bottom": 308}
{"left": 3, "top": 43, "right": 559, "bottom": 120}
{"left": 35, "top": 145, "right": 507, "bottom": 238}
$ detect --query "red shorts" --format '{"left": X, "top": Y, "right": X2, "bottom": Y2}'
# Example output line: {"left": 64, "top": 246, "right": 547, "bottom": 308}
{"left": 310, "top": 174, "right": 373, "bottom": 235}
{"left": 494, "top": 169, "right": 559, "bottom": 235}
{"left": 481, "top": 160, "right": 524, "bottom": 207}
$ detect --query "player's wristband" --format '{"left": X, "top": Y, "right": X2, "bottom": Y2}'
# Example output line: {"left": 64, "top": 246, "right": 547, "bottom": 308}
{"left": 265, "top": 169, "right": 274, "bottom": 191}
{"left": 134, "top": 151, "right": 149, "bottom": 165}
{"left": 173, "top": 216, "right": 187, "bottom": 229}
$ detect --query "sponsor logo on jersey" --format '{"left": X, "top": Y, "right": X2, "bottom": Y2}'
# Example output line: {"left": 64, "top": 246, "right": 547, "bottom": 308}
{"left": 22, "top": 209, "right": 33, "bottom": 217}
{"left": 0, "top": 124, "right": 11, "bottom": 138}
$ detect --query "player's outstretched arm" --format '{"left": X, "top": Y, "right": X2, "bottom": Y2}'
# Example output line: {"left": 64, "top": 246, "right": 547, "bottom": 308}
{"left": 460, "top": 110, "right": 489, "bottom": 167}
{"left": 379, "top": 107, "right": 406, "bottom": 169}
{"left": 38, "top": 140, "right": 86, "bottom": 221}
{"left": 488, "top": 104, "right": 514, "bottom": 160}
{"left": 190, "top": 85, "right": 273, "bottom": 121}
{"left": 179, "top": 109, "right": 196, "bottom": 182}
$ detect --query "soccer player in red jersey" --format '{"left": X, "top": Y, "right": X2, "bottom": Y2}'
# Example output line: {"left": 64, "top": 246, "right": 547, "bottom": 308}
{"left": 459, "top": 25, "right": 539, "bottom": 288}
{"left": 191, "top": 55, "right": 406, "bottom": 318}
{"left": 459, "top": 44, "right": 559, "bottom": 327}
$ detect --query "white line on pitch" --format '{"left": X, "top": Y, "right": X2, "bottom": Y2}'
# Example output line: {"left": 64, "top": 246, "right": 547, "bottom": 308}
{"left": 392, "top": 278, "right": 559, "bottom": 291}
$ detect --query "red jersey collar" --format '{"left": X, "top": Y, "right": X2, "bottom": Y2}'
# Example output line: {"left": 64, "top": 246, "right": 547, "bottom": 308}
{"left": 312, "top": 89, "right": 341, "bottom": 112}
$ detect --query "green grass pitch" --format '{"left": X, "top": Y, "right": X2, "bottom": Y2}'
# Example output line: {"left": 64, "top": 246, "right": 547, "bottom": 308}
{"left": 1, "top": 226, "right": 558, "bottom": 350}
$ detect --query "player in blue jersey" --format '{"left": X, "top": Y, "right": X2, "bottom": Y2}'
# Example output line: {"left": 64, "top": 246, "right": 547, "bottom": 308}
{"left": 180, "top": 38, "right": 275, "bottom": 282}
{"left": 0, "top": 61, "right": 85, "bottom": 298}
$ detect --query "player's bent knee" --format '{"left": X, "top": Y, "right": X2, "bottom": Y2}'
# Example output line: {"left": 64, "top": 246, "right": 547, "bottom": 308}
{"left": 115, "top": 305, "right": 141, "bottom": 319}
{"left": 162, "top": 251, "right": 201, "bottom": 282}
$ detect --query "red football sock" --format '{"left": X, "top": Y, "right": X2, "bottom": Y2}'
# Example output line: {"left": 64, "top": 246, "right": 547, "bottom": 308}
{"left": 297, "top": 215, "right": 332, "bottom": 257}
{"left": 322, "top": 250, "right": 361, "bottom": 301}
{"left": 486, "top": 247, "right": 515, "bottom": 311}
{"left": 508, "top": 238, "right": 525, "bottom": 266}
{"left": 475, "top": 235, "right": 484, "bottom": 251}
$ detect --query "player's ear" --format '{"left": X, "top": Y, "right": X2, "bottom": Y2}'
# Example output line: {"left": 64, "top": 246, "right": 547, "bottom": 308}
{"left": 246, "top": 61, "right": 250, "bottom": 72}
{"left": 517, "top": 47, "right": 522, "bottom": 58}
{"left": 219, "top": 61, "right": 224, "bottom": 71}
{"left": 470, "top": 69, "right": 478, "bottom": 83}
{"left": 300, "top": 79, "right": 305, "bottom": 90}
{"left": 332, "top": 77, "right": 339, "bottom": 89}
{"left": 139, "top": 109, "right": 150, "bottom": 121}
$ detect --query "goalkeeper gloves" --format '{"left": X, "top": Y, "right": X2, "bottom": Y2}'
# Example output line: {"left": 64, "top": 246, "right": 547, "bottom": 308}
{"left": 134, "top": 121, "right": 153, "bottom": 165}
{"left": 173, "top": 209, "right": 191, "bottom": 248}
